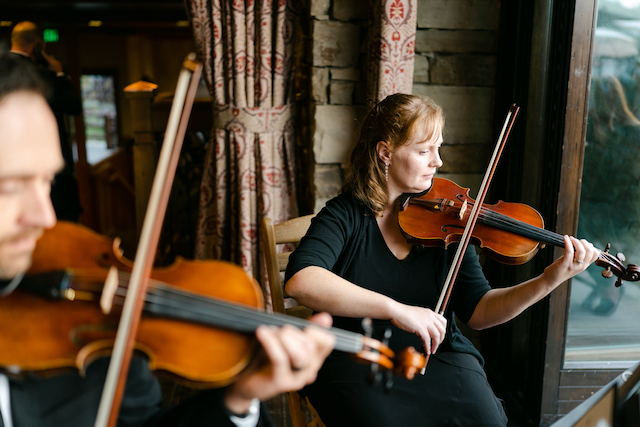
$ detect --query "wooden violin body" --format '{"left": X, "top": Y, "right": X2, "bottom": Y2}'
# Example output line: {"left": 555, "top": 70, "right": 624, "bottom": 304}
{"left": 398, "top": 178, "right": 640, "bottom": 286}
{"left": 399, "top": 178, "right": 545, "bottom": 265}
{"left": 0, "top": 221, "right": 261, "bottom": 388}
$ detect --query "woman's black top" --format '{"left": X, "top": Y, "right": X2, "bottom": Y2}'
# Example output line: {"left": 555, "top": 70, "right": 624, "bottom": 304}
{"left": 285, "top": 191, "right": 490, "bottom": 364}
{"left": 284, "top": 192, "right": 508, "bottom": 427}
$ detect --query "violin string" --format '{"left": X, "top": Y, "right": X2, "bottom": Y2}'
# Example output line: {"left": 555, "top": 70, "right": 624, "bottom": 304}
{"left": 107, "top": 281, "right": 365, "bottom": 354}
{"left": 416, "top": 198, "right": 615, "bottom": 266}
{"left": 451, "top": 202, "right": 616, "bottom": 266}
{"left": 91, "top": 274, "right": 378, "bottom": 355}
{"left": 478, "top": 208, "right": 565, "bottom": 246}
{"left": 149, "top": 286, "right": 365, "bottom": 354}
{"left": 478, "top": 209, "right": 614, "bottom": 260}
{"left": 442, "top": 198, "right": 564, "bottom": 246}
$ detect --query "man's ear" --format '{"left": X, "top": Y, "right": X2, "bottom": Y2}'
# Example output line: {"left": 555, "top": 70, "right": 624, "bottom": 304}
{"left": 376, "top": 141, "right": 392, "bottom": 163}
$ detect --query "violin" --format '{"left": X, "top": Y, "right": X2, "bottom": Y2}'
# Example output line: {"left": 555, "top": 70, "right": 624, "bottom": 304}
{"left": 398, "top": 177, "right": 640, "bottom": 287}
{"left": 0, "top": 221, "right": 416, "bottom": 385}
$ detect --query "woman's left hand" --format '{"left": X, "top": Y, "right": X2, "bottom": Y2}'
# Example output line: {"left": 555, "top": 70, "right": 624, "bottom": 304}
{"left": 543, "top": 235, "right": 599, "bottom": 287}
{"left": 468, "top": 235, "right": 600, "bottom": 330}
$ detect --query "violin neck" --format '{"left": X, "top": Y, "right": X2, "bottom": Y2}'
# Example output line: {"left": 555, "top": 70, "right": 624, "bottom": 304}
{"left": 481, "top": 209, "right": 615, "bottom": 262}
{"left": 141, "top": 284, "right": 365, "bottom": 355}
{"left": 480, "top": 209, "right": 566, "bottom": 248}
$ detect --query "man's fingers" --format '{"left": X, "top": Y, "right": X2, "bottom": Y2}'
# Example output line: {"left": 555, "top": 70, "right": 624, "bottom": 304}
{"left": 276, "top": 325, "right": 315, "bottom": 372}
{"left": 255, "top": 325, "right": 289, "bottom": 372}
{"left": 308, "top": 312, "right": 332, "bottom": 328}
{"left": 256, "top": 323, "right": 334, "bottom": 376}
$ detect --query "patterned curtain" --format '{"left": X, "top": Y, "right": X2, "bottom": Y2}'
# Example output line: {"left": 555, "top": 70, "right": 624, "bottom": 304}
{"left": 187, "top": 0, "right": 299, "bottom": 284}
{"left": 368, "top": 0, "right": 418, "bottom": 101}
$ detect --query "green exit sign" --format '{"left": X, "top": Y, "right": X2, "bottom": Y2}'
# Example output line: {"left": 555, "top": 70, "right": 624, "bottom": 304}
{"left": 43, "top": 29, "right": 58, "bottom": 43}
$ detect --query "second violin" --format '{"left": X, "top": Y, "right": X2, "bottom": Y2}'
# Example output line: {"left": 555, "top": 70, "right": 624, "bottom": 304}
{"left": 398, "top": 177, "right": 640, "bottom": 287}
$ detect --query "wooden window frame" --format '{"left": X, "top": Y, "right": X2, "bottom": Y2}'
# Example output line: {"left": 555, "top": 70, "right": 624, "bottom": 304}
{"left": 537, "top": 0, "right": 625, "bottom": 424}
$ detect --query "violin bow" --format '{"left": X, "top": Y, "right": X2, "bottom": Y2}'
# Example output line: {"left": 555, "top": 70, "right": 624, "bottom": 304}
{"left": 421, "top": 104, "right": 520, "bottom": 375}
{"left": 94, "top": 54, "right": 203, "bottom": 427}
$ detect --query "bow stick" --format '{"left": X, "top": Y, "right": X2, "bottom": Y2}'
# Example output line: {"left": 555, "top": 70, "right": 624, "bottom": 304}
{"left": 94, "top": 54, "right": 203, "bottom": 427}
{"left": 420, "top": 104, "right": 520, "bottom": 375}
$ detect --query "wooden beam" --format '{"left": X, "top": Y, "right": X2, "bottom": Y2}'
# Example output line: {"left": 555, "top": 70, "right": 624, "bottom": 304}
{"left": 124, "top": 81, "right": 158, "bottom": 236}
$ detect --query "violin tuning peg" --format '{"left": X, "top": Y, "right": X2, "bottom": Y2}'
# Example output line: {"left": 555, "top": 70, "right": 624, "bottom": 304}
{"left": 615, "top": 278, "right": 624, "bottom": 288}
{"left": 604, "top": 243, "right": 612, "bottom": 253}
{"left": 602, "top": 267, "right": 614, "bottom": 279}
{"left": 617, "top": 253, "right": 626, "bottom": 262}
{"left": 361, "top": 317, "right": 373, "bottom": 338}
{"left": 383, "top": 327, "right": 392, "bottom": 346}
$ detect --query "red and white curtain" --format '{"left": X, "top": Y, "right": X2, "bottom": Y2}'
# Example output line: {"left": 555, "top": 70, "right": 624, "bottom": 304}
{"left": 368, "top": 0, "right": 418, "bottom": 101}
{"left": 187, "top": 0, "right": 298, "bottom": 282}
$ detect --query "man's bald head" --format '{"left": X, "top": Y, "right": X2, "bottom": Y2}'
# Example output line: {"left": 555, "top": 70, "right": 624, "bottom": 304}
{"left": 11, "top": 21, "right": 43, "bottom": 52}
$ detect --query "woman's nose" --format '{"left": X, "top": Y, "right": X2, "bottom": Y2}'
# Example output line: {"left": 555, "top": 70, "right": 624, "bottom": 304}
{"left": 431, "top": 152, "right": 443, "bottom": 168}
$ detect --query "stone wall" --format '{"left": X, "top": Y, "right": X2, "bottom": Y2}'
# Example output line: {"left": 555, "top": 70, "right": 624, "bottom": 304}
{"left": 309, "top": 0, "right": 368, "bottom": 212}
{"left": 307, "top": 0, "right": 500, "bottom": 212}
{"left": 413, "top": 0, "right": 500, "bottom": 192}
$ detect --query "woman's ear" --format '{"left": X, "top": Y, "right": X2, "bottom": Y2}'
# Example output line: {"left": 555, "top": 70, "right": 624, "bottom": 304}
{"left": 376, "top": 141, "right": 392, "bottom": 163}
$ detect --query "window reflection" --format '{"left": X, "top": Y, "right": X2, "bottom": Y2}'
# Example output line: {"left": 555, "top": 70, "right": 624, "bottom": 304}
{"left": 566, "top": 0, "right": 640, "bottom": 364}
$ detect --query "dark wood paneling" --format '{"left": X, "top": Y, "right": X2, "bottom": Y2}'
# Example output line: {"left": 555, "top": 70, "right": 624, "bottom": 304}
{"left": 554, "top": 369, "right": 624, "bottom": 417}
{"left": 557, "top": 400, "right": 583, "bottom": 415}
{"left": 560, "top": 370, "right": 622, "bottom": 387}
{"left": 0, "top": 0, "right": 187, "bottom": 25}
{"left": 539, "top": 0, "right": 599, "bottom": 424}
{"left": 558, "top": 386, "right": 602, "bottom": 401}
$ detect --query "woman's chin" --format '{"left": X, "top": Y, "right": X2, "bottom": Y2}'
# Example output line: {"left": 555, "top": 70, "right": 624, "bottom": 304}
{"left": 418, "top": 178, "right": 434, "bottom": 192}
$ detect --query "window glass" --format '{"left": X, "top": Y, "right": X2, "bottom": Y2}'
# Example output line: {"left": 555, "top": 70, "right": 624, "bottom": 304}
{"left": 565, "top": 0, "right": 640, "bottom": 366}
{"left": 80, "top": 74, "right": 118, "bottom": 164}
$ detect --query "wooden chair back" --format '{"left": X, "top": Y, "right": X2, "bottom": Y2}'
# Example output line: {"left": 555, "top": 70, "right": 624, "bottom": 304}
{"left": 260, "top": 214, "right": 326, "bottom": 427}
{"left": 261, "top": 214, "right": 315, "bottom": 318}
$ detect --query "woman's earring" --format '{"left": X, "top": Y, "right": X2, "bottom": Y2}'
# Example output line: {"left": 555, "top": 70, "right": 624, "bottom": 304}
{"left": 385, "top": 163, "right": 389, "bottom": 182}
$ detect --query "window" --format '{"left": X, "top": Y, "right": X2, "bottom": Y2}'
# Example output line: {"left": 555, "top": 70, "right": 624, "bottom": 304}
{"left": 565, "top": 0, "right": 640, "bottom": 367}
{"left": 80, "top": 73, "right": 119, "bottom": 164}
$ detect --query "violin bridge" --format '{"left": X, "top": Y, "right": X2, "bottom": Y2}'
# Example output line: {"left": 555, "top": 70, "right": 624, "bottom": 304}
{"left": 459, "top": 199, "right": 468, "bottom": 220}
{"left": 100, "top": 266, "right": 119, "bottom": 314}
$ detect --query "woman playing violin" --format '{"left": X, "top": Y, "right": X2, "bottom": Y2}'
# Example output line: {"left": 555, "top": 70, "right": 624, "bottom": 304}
{"left": 285, "top": 93, "right": 599, "bottom": 426}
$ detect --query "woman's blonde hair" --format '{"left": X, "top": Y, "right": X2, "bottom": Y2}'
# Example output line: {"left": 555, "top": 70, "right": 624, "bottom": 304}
{"left": 342, "top": 93, "right": 444, "bottom": 216}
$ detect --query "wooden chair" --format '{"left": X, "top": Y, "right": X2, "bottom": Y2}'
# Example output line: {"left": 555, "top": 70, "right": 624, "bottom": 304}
{"left": 260, "top": 215, "right": 326, "bottom": 427}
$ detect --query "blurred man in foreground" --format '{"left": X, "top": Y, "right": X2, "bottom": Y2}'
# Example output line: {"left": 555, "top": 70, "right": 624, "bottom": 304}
{"left": 0, "top": 51, "right": 334, "bottom": 427}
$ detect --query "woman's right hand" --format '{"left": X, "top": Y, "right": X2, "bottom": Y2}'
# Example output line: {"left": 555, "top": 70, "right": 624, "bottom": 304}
{"left": 389, "top": 302, "right": 447, "bottom": 354}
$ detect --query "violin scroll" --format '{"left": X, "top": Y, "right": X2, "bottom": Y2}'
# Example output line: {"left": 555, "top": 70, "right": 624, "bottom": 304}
{"left": 597, "top": 243, "right": 640, "bottom": 287}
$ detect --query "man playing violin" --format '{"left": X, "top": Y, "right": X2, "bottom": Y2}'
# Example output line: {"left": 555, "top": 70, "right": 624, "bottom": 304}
{"left": 0, "top": 51, "right": 335, "bottom": 427}
{"left": 284, "top": 93, "right": 600, "bottom": 426}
